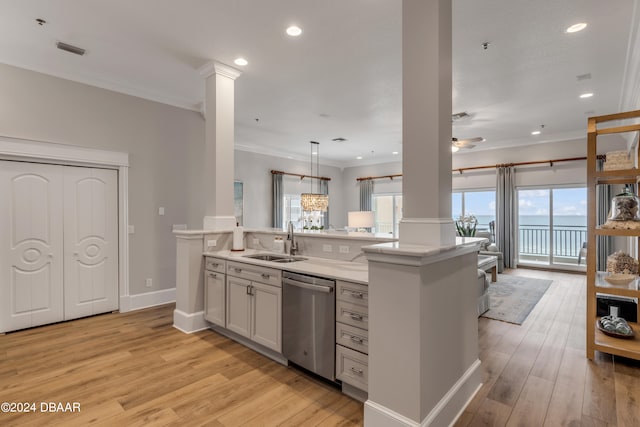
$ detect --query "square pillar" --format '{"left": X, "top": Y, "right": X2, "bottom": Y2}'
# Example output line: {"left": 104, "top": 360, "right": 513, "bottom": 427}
{"left": 199, "top": 61, "right": 242, "bottom": 230}
{"left": 363, "top": 241, "right": 482, "bottom": 426}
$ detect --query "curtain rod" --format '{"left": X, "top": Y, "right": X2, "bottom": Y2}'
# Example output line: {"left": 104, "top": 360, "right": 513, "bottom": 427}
{"left": 356, "top": 156, "right": 589, "bottom": 181}
{"left": 356, "top": 173, "right": 403, "bottom": 182}
{"left": 271, "top": 169, "right": 331, "bottom": 181}
{"left": 455, "top": 156, "right": 587, "bottom": 174}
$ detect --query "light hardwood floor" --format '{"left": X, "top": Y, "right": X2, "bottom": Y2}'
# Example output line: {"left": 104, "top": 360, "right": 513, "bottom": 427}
{"left": 1, "top": 270, "right": 638, "bottom": 426}
{"left": 456, "top": 269, "right": 640, "bottom": 427}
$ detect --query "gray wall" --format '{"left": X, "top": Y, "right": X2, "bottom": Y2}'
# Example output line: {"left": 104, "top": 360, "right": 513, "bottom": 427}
{"left": 0, "top": 63, "right": 205, "bottom": 295}
{"left": 234, "top": 150, "right": 345, "bottom": 229}
{"left": 340, "top": 139, "right": 595, "bottom": 207}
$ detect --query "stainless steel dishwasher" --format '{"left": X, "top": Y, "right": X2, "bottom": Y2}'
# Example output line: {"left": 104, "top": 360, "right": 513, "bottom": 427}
{"left": 282, "top": 271, "right": 336, "bottom": 381}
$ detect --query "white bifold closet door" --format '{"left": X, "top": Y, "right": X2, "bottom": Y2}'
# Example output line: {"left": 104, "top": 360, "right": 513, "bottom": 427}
{"left": 63, "top": 166, "right": 118, "bottom": 320}
{"left": 0, "top": 160, "right": 118, "bottom": 333}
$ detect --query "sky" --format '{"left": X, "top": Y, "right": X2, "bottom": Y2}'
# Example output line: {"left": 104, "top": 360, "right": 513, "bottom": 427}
{"left": 453, "top": 188, "right": 588, "bottom": 218}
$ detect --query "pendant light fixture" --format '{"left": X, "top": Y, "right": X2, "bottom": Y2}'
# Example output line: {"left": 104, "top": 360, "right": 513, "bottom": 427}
{"left": 300, "top": 141, "right": 328, "bottom": 212}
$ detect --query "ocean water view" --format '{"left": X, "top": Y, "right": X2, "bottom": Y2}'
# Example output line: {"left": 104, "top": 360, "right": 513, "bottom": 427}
{"left": 473, "top": 215, "right": 587, "bottom": 230}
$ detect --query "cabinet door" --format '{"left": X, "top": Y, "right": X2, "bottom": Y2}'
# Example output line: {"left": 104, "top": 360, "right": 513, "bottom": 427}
{"left": 251, "top": 281, "right": 282, "bottom": 352}
{"left": 63, "top": 167, "right": 118, "bottom": 320}
{"left": 205, "top": 272, "right": 225, "bottom": 327}
{"left": 226, "top": 276, "right": 252, "bottom": 338}
{"left": 0, "top": 161, "right": 64, "bottom": 332}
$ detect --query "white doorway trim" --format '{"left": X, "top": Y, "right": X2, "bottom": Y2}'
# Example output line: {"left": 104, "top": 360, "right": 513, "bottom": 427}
{"left": 0, "top": 135, "right": 131, "bottom": 311}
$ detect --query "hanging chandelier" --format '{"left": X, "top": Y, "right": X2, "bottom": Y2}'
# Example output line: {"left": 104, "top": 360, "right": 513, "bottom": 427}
{"left": 300, "top": 141, "right": 328, "bottom": 212}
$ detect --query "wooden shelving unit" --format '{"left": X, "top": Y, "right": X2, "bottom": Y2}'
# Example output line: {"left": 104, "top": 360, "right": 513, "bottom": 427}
{"left": 587, "top": 109, "right": 640, "bottom": 360}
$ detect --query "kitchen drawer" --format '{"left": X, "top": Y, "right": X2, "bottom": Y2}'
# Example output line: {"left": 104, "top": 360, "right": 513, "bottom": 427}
{"left": 337, "top": 300, "right": 368, "bottom": 330}
{"left": 336, "top": 344, "right": 368, "bottom": 391}
{"left": 227, "top": 260, "right": 282, "bottom": 287}
{"left": 204, "top": 256, "right": 226, "bottom": 273}
{"left": 336, "top": 322, "right": 368, "bottom": 354}
{"left": 336, "top": 280, "right": 368, "bottom": 307}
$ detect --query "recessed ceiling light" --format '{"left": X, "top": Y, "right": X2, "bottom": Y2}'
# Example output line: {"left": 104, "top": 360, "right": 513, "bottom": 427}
{"left": 580, "top": 92, "right": 594, "bottom": 98}
{"left": 531, "top": 130, "right": 541, "bottom": 135}
{"left": 312, "top": 151, "right": 317, "bottom": 155}
{"left": 356, "top": 156, "right": 363, "bottom": 160}
{"left": 234, "top": 58, "right": 248, "bottom": 66}
{"left": 392, "top": 151, "right": 399, "bottom": 155}
{"left": 566, "top": 23, "right": 587, "bottom": 33}
{"left": 286, "top": 26, "right": 302, "bottom": 37}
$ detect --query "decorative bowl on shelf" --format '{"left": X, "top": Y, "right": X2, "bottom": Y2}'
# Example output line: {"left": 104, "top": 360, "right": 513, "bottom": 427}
{"left": 603, "top": 273, "right": 637, "bottom": 286}
{"left": 597, "top": 316, "right": 635, "bottom": 339}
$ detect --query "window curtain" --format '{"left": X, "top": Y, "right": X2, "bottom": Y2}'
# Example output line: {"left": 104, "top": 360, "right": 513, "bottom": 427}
{"left": 360, "top": 179, "right": 374, "bottom": 211}
{"left": 272, "top": 173, "right": 283, "bottom": 229}
{"left": 320, "top": 179, "right": 329, "bottom": 229}
{"left": 496, "top": 166, "right": 517, "bottom": 268}
{"left": 596, "top": 159, "right": 612, "bottom": 270}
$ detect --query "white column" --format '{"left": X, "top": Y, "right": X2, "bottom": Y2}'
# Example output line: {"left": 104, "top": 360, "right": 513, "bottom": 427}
{"left": 399, "top": 0, "right": 455, "bottom": 246}
{"left": 199, "top": 61, "right": 242, "bottom": 230}
{"left": 364, "top": 1, "right": 482, "bottom": 426}
{"left": 363, "top": 244, "right": 482, "bottom": 426}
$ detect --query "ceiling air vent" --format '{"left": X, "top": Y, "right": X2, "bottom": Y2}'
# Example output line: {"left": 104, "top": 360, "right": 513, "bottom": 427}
{"left": 56, "top": 41, "right": 86, "bottom": 56}
{"left": 332, "top": 137, "right": 347, "bottom": 142}
{"left": 451, "top": 111, "right": 470, "bottom": 122}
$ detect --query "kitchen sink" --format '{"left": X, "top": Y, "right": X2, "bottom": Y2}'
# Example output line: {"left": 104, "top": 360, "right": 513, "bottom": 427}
{"left": 243, "top": 254, "right": 307, "bottom": 263}
{"left": 273, "top": 257, "right": 307, "bottom": 263}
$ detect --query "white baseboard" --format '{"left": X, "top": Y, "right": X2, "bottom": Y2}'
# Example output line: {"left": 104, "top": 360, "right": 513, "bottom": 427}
{"left": 364, "top": 359, "right": 482, "bottom": 427}
{"left": 119, "top": 288, "right": 176, "bottom": 313}
{"left": 172, "top": 309, "right": 208, "bottom": 334}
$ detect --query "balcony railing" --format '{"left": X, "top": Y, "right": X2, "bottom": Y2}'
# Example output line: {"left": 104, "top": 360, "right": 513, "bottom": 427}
{"left": 519, "top": 224, "right": 587, "bottom": 259}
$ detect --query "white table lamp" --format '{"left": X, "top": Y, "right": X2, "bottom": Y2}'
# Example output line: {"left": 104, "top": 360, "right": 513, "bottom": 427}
{"left": 348, "top": 211, "right": 374, "bottom": 232}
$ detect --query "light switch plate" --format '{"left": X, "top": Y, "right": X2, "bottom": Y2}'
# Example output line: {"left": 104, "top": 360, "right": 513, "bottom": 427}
{"left": 253, "top": 238, "right": 260, "bottom": 245}
{"left": 339, "top": 245, "right": 350, "bottom": 253}
{"left": 145, "top": 278, "right": 152, "bottom": 288}
{"left": 158, "top": 207, "right": 165, "bottom": 215}
{"left": 128, "top": 225, "right": 135, "bottom": 234}
{"left": 323, "top": 244, "right": 333, "bottom": 252}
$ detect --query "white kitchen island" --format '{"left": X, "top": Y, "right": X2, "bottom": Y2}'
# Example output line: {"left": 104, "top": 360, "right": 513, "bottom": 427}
{"left": 174, "top": 229, "right": 483, "bottom": 426}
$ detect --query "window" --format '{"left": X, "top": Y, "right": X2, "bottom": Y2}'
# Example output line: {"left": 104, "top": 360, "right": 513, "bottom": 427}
{"left": 283, "top": 194, "right": 302, "bottom": 230}
{"left": 453, "top": 190, "right": 496, "bottom": 229}
{"left": 281, "top": 175, "right": 327, "bottom": 231}
{"left": 517, "top": 186, "right": 587, "bottom": 268}
{"left": 372, "top": 194, "right": 402, "bottom": 237}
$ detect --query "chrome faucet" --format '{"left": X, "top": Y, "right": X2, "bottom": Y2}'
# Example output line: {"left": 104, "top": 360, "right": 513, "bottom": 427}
{"left": 287, "top": 221, "right": 298, "bottom": 255}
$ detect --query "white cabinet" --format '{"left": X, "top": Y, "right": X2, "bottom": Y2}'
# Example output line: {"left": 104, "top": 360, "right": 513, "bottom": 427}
{"left": 251, "top": 281, "right": 281, "bottom": 350}
{"left": 0, "top": 161, "right": 118, "bottom": 333}
{"left": 335, "top": 280, "right": 369, "bottom": 392}
{"left": 226, "top": 275, "right": 252, "bottom": 337}
{"left": 204, "top": 256, "right": 226, "bottom": 327}
{"left": 226, "top": 261, "right": 282, "bottom": 353}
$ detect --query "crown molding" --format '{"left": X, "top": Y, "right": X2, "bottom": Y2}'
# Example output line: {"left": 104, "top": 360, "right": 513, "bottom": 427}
{"left": 2, "top": 60, "right": 201, "bottom": 112}
{"left": 198, "top": 60, "right": 242, "bottom": 80}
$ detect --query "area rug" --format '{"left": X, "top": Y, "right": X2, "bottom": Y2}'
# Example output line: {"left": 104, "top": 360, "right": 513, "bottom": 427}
{"left": 481, "top": 275, "right": 553, "bottom": 325}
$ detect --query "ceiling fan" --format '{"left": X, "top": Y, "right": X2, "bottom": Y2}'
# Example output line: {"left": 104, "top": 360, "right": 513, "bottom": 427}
{"left": 452, "top": 136, "right": 484, "bottom": 152}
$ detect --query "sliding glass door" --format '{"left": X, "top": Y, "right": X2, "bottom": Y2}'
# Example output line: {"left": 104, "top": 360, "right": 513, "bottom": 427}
{"left": 517, "top": 186, "right": 587, "bottom": 269}
{"left": 372, "top": 194, "right": 402, "bottom": 237}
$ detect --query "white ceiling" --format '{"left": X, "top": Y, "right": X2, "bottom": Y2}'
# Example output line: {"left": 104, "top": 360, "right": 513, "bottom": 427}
{"left": 0, "top": 0, "right": 638, "bottom": 167}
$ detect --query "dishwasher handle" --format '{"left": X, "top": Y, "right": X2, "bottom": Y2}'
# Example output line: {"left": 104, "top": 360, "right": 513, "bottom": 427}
{"left": 283, "top": 277, "right": 334, "bottom": 294}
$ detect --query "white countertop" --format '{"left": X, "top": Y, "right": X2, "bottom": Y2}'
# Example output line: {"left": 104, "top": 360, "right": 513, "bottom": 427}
{"left": 203, "top": 249, "right": 369, "bottom": 284}
{"left": 177, "top": 227, "right": 397, "bottom": 242}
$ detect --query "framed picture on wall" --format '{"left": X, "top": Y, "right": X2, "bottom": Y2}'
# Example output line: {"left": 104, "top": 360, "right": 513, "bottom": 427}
{"left": 234, "top": 180, "right": 243, "bottom": 225}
